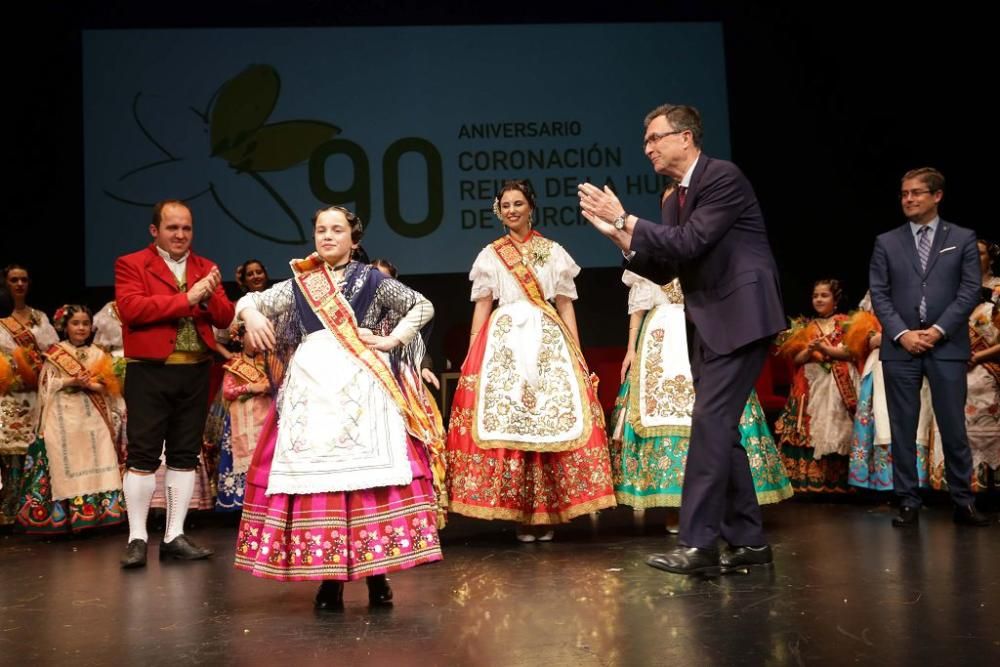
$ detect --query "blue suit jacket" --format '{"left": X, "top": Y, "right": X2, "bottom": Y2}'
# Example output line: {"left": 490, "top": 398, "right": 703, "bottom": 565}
{"left": 625, "top": 155, "right": 785, "bottom": 355}
{"left": 869, "top": 220, "right": 980, "bottom": 361}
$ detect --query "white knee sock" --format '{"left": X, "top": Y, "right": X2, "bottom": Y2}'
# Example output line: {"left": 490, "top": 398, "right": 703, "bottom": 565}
{"left": 123, "top": 471, "right": 156, "bottom": 543}
{"left": 164, "top": 468, "right": 196, "bottom": 544}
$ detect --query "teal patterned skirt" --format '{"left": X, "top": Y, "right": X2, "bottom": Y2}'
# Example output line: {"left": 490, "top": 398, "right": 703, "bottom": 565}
{"left": 610, "top": 381, "right": 793, "bottom": 508}
{"left": 15, "top": 437, "right": 126, "bottom": 534}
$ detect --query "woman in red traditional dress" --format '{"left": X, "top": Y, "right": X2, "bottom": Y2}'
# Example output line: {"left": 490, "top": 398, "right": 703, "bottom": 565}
{"left": 445, "top": 179, "right": 616, "bottom": 542}
{"left": 235, "top": 206, "right": 443, "bottom": 610}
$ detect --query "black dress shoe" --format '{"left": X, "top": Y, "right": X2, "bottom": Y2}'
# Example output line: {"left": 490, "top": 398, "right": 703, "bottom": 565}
{"left": 645, "top": 546, "right": 720, "bottom": 576}
{"left": 366, "top": 574, "right": 394, "bottom": 607}
{"left": 892, "top": 505, "right": 919, "bottom": 527}
{"left": 159, "top": 534, "right": 214, "bottom": 561}
{"left": 314, "top": 581, "right": 345, "bottom": 610}
{"left": 120, "top": 539, "right": 148, "bottom": 569}
{"left": 953, "top": 504, "right": 990, "bottom": 527}
{"left": 720, "top": 545, "right": 773, "bottom": 573}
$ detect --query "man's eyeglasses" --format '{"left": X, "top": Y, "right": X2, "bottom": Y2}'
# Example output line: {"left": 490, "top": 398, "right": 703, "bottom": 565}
{"left": 900, "top": 189, "right": 933, "bottom": 199}
{"left": 643, "top": 130, "right": 687, "bottom": 148}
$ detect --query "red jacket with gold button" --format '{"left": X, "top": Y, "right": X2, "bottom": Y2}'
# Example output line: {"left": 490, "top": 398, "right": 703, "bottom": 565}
{"left": 114, "top": 244, "right": 234, "bottom": 360}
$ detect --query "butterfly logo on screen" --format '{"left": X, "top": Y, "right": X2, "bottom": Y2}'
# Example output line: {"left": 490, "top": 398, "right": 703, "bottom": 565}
{"left": 104, "top": 64, "right": 339, "bottom": 244}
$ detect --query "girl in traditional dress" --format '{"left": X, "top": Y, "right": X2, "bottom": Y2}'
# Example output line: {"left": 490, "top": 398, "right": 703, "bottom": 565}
{"left": 216, "top": 259, "right": 272, "bottom": 511}
{"left": 776, "top": 279, "right": 870, "bottom": 493}
{"left": 610, "top": 270, "right": 792, "bottom": 524}
{"left": 445, "top": 179, "right": 616, "bottom": 542}
{"left": 236, "top": 206, "right": 443, "bottom": 609}
{"left": 0, "top": 265, "right": 58, "bottom": 525}
{"left": 16, "top": 305, "right": 126, "bottom": 533}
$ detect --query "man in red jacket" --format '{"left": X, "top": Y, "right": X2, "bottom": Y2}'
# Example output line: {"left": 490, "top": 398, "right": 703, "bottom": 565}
{"left": 115, "top": 199, "right": 234, "bottom": 568}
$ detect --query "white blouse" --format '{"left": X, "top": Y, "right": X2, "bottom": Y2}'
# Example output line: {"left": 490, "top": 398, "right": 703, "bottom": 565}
{"left": 623, "top": 271, "right": 684, "bottom": 314}
{"left": 470, "top": 238, "right": 580, "bottom": 305}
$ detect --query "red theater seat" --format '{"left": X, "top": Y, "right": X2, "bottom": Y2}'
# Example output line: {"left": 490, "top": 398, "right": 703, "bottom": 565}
{"left": 755, "top": 346, "right": 791, "bottom": 417}
{"left": 583, "top": 346, "right": 628, "bottom": 417}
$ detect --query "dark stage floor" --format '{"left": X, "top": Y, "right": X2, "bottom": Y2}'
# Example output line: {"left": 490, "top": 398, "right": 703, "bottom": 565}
{"left": 1, "top": 501, "right": 998, "bottom": 666}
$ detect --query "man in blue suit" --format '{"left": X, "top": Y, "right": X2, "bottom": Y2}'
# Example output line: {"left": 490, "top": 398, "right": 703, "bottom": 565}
{"left": 869, "top": 167, "right": 989, "bottom": 527}
{"left": 579, "top": 104, "right": 786, "bottom": 574}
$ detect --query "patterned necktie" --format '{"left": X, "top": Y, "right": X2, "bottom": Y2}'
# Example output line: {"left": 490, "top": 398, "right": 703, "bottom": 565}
{"left": 917, "top": 225, "right": 931, "bottom": 320}
{"left": 677, "top": 185, "right": 688, "bottom": 209}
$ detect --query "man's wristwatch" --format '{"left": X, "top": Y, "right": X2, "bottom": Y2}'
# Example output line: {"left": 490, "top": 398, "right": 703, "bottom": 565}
{"left": 613, "top": 213, "right": 627, "bottom": 230}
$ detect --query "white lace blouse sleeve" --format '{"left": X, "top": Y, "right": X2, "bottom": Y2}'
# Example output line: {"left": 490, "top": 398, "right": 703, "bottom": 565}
{"left": 550, "top": 243, "right": 581, "bottom": 300}
{"left": 389, "top": 292, "right": 435, "bottom": 346}
{"left": 236, "top": 279, "right": 294, "bottom": 320}
{"left": 92, "top": 302, "right": 123, "bottom": 351}
{"left": 469, "top": 248, "right": 498, "bottom": 302}
{"left": 623, "top": 271, "right": 659, "bottom": 314}
{"left": 33, "top": 312, "right": 59, "bottom": 349}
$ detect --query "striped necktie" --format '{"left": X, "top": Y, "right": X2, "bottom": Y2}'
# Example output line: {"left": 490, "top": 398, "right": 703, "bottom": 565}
{"left": 917, "top": 226, "right": 931, "bottom": 320}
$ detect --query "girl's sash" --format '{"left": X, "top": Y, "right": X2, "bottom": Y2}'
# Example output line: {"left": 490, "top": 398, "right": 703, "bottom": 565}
{"left": 826, "top": 319, "right": 858, "bottom": 416}
{"left": 43, "top": 343, "right": 116, "bottom": 438}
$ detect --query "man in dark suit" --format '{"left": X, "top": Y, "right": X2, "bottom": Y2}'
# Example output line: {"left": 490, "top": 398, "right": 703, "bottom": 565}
{"left": 869, "top": 168, "right": 989, "bottom": 527}
{"left": 115, "top": 199, "right": 234, "bottom": 567}
{"left": 579, "top": 104, "right": 786, "bottom": 574}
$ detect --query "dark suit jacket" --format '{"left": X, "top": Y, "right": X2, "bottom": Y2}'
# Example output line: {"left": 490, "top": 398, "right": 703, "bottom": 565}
{"left": 114, "top": 244, "right": 234, "bottom": 360}
{"left": 626, "top": 155, "right": 785, "bottom": 355}
{"left": 868, "top": 220, "right": 980, "bottom": 361}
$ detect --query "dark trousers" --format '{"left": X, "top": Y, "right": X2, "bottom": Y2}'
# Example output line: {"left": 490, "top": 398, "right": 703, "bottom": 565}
{"left": 678, "top": 331, "right": 770, "bottom": 549}
{"left": 124, "top": 361, "right": 211, "bottom": 472}
{"left": 882, "top": 356, "right": 974, "bottom": 507}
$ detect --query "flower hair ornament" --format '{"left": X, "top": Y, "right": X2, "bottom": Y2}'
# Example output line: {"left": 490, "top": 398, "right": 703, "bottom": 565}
{"left": 52, "top": 305, "right": 69, "bottom": 333}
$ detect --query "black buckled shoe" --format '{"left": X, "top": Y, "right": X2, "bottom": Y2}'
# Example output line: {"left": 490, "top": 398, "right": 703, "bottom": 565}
{"left": 366, "top": 574, "right": 394, "bottom": 607}
{"left": 892, "top": 505, "right": 919, "bottom": 527}
{"left": 314, "top": 581, "right": 345, "bottom": 610}
{"left": 645, "top": 546, "right": 721, "bottom": 576}
{"left": 159, "top": 534, "right": 214, "bottom": 561}
{"left": 953, "top": 504, "right": 990, "bottom": 527}
{"left": 120, "top": 539, "right": 148, "bottom": 569}
{"left": 720, "top": 545, "right": 773, "bottom": 574}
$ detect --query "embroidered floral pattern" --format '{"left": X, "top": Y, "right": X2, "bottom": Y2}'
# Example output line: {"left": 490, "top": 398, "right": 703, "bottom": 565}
{"left": 234, "top": 481, "right": 443, "bottom": 581}
{"left": 479, "top": 314, "right": 578, "bottom": 439}
{"left": 660, "top": 281, "right": 685, "bottom": 304}
{"left": 445, "top": 442, "right": 616, "bottom": 523}
{"left": 0, "top": 396, "right": 35, "bottom": 455}
{"left": 448, "top": 407, "right": 474, "bottom": 436}
{"left": 641, "top": 328, "right": 695, "bottom": 420}
{"left": 457, "top": 373, "right": 478, "bottom": 392}
{"left": 611, "top": 379, "right": 792, "bottom": 507}
{"left": 14, "top": 437, "right": 125, "bottom": 533}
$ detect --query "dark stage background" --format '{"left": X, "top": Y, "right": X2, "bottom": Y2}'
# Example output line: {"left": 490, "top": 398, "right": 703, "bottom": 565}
{"left": 5, "top": 2, "right": 987, "bottom": 370}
